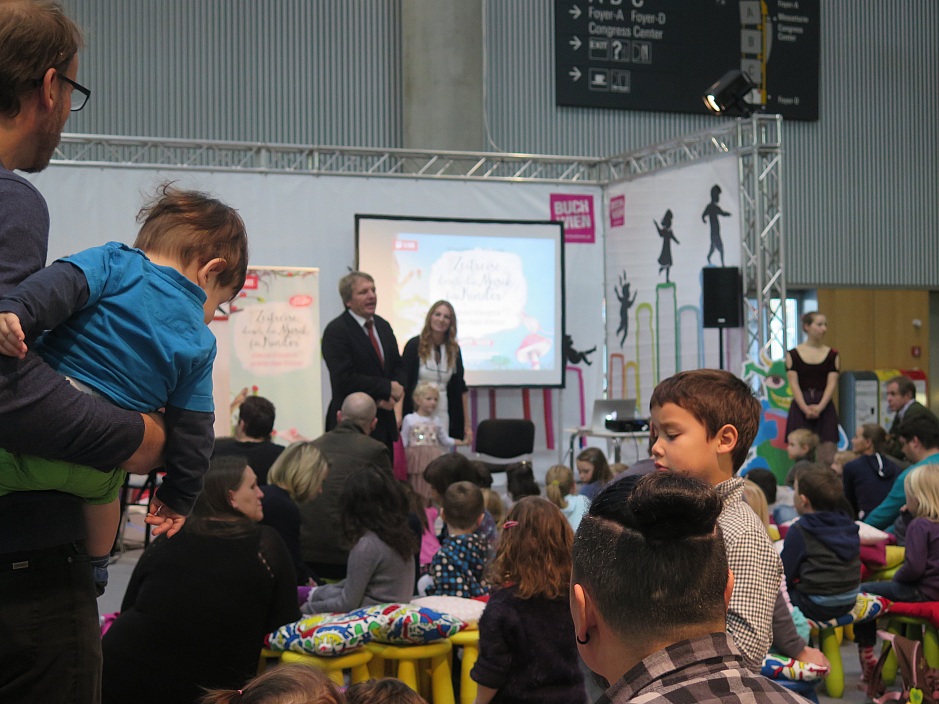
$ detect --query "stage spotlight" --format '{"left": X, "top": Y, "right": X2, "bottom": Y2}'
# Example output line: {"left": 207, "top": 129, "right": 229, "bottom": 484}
{"left": 703, "top": 69, "right": 756, "bottom": 116}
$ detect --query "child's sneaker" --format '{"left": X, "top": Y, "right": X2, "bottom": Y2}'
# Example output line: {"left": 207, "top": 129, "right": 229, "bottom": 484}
{"left": 858, "top": 645, "right": 877, "bottom": 682}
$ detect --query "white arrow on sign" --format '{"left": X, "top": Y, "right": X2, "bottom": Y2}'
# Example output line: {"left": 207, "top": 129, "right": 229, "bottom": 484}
{"left": 569, "top": 67, "right": 582, "bottom": 81}
{"left": 569, "top": 36, "right": 582, "bottom": 51}
{"left": 569, "top": 5, "right": 581, "bottom": 19}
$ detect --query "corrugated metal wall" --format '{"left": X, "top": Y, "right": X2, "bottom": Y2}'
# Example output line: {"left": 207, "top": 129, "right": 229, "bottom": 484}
{"left": 61, "top": 1, "right": 938, "bottom": 288}
{"left": 63, "top": 0, "right": 401, "bottom": 147}
{"left": 483, "top": 1, "right": 939, "bottom": 288}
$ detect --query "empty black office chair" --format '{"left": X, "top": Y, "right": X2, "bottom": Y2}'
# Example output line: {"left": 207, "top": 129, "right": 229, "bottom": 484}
{"left": 474, "top": 418, "right": 535, "bottom": 473}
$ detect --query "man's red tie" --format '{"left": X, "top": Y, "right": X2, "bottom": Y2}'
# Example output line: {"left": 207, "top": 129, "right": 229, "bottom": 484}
{"left": 365, "top": 319, "right": 383, "bottom": 366}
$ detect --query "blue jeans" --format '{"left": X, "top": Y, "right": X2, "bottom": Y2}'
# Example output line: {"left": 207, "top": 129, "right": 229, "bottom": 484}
{"left": 855, "top": 580, "right": 926, "bottom": 647}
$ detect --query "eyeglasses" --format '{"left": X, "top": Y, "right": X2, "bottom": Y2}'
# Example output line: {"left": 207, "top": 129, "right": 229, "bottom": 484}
{"left": 57, "top": 74, "right": 91, "bottom": 112}
{"left": 33, "top": 72, "right": 91, "bottom": 112}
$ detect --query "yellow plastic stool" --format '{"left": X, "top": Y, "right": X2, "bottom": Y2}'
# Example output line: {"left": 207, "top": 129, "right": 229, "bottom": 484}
{"left": 880, "top": 615, "right": 939, "bottom": 685}
{"left": 280, "top": 648, "right": 373, "bottom": 686}
{"left": 257, "top": 647, "right": 281, "bottom": 674}
{"left": 366, "top": 640, "right": 454, "bottom": 704}
{"left": 449, "top": 629, "right": 479, "bottom": 704}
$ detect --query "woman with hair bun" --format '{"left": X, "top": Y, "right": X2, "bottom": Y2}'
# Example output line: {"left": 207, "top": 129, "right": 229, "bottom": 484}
{"left": 786, "top": 311, "right": 840, "bottom": 466}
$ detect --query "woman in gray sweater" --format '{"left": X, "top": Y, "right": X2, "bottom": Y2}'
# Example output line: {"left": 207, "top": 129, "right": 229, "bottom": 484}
{"left": 302, "top": 466, "right": 417, "bottom": 613}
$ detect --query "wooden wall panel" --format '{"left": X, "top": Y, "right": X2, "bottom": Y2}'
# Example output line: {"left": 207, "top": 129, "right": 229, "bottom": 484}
{"left": 817, "top": 289, "right": 875, "bottom": 371}
{"left": 817, "top": 289, "right": 930, "bottom": 374}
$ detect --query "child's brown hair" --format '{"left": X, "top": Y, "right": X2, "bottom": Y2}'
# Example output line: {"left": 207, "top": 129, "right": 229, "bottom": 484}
{"left": 488, "top": 496, "right": 572, "bottom": 600}
{"left": 135, "top": 183, "right": 249, "bottom": 292}
{"left": 442, "top": 481, "right": 484, "bottom": 531}
{"left": 198, "top": 663, "right": 343, "bottom": 704}
{"left": 650, "top": 369, "right": 761, "bottom": 471}
{"left": 576, "top": 447, "right": 613, "bottom": 484}
{"left": 346, "top": 678, "right": 428, "bottom": 704}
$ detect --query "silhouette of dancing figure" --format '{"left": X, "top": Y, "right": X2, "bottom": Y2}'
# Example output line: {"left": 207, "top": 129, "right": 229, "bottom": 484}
{"left": 702, "top": 184, "right": 731, "bottom": 267}
{"left": 563, "top": 334, "right": 596, "bottom": 365}
{"left": 655, "top": 209, "right": 680, "bottom": 283}
{"left": 614, "top": 271, "right": 638, "bottom": 346}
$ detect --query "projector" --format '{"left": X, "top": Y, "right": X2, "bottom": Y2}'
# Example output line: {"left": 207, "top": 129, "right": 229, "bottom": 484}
{"left": 605, "top": 418, "right": 649, "bottom": 433}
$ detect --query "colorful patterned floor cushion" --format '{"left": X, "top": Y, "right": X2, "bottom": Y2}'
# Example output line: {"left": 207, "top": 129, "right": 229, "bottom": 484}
{"left": 806, "top": 592, "right": 892, "bottom": 630}
{"left": 883, "top": 600, "right": 939, "bottom": 629}
{"left": 266, "top": 603, "right": 465, "bottom": 657}
{"left": 266, "top": 611, "right": 376, "bottom": 657}
{"left": 378, "top": 602, "right": 464, "bottom": 644}
{"left": 761, "top": 652, "right": 830, "bottom": 681}
{"left": 411, "top": 595, "right": 487, "bottom": 628}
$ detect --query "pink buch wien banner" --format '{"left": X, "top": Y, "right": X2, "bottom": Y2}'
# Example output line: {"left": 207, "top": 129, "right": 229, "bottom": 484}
{"left": 550, "top": 193, "right": 595, "bottom": 243}
{"left": 210, "top": 267, "right": 321, "bottom": 444}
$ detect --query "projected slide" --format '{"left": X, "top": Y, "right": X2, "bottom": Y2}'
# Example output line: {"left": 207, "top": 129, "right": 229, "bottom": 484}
{"left": 356, "top": 215, "right": 565, "bottom": 388}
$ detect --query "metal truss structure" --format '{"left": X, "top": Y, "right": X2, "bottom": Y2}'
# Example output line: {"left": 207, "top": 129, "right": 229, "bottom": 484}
{"left": 54, "top": 134, "right": 609, "bottom": 184}
{"left": 54, "top": 115, "right": 784, "bottom": 351}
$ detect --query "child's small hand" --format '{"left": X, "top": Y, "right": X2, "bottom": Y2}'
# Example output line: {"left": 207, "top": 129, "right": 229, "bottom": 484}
{"left": 0, "top": 312, "right": 27, "bottom": 359}
{"left": 145, "top": 495, "right": 186, "bottom": 538}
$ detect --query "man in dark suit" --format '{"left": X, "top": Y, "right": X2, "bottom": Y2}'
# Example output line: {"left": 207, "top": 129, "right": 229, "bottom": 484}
{"left": 299, "top": 392, "right": 394, "bottom": 579}
{"left": 885, "top": 375, "right": 939, "bottom": 458}
{"left": 322, "top": 271, "right": 405, "bottom": 452}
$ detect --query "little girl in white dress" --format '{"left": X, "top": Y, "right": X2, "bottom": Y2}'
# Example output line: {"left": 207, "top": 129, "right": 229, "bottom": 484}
{"left": 401, "top": 382, "right": 458, "bottom": 502}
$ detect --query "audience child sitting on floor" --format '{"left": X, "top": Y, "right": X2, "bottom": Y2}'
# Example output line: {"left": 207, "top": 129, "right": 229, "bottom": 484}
{"left": 198, "top": 664, "right": 343, "bottom": 704}
{"left": 302, "top": 466, "right": 417, "bottom": 614}
{"left": 780, "top": 464, "right": 860, "bottom": 623}
{"left": 505, "top": 461, "right": 540, "bottom": 506}
{"left": 855, "top": 463, "right": 939, "bottom": 680}
{"left": 576, "top": 447, "right": 613, "bottom": 501}
{"left": 423, "top": 453, "right": 499, "bottom": 561}
{"left": 785, "top": 428, "right": 819, "bottom": 487}
{"left": 545, "top": 464, "right": 590, "bottom": 531}
{"left": 830, "top": 449, "right": 857, "bottom": 477}
{"left": 419, "top": 482, "right": 488, "bottom": 598}
{"left": 346, "top": 678, "right": 428, "bottom": 704}
{"left": 471, "top": 497, "right": 585, "bottom": 704}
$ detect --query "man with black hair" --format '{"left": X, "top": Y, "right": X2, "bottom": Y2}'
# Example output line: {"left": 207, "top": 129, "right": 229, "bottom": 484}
{"left": 884, "top": 376, "right": 938, "bottom": 457}
{"left": 865, "top": 414, "right": 939, "bottom": 531}
{"left": 213, "top": 393, "right": 284, "bottom": 485}
{"left": 570, "top": 472, "right": 804, "bottom": 703}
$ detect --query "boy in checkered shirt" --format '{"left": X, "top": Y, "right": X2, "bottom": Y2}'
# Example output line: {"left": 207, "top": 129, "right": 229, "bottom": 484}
{"left": 648, "top": 369, "right": 782, "bottom": 671}
{"left": 423, "top": 481, "right": 489, "bottom": 598}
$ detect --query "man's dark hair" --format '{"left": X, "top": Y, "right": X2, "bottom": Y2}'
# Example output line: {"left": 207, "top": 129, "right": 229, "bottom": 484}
{"left": 442, "top": 481, "right": 484, "bottom": 531}
{"left": 422, "top": 453, "right": 481, "bottom": 498}
{"left": 888, "top": 375, "right": 916, "bottom": 400}
{"left": 572, "top": 472, "right": 727, "bottom": 642}
{"left": 744, "top": 468, "right": 777, "bottom": 505}
{"left": 650, "top": 369, "right": 760, "bottom": 471}
{"left": 239, "top": 395, "right": 276, "bottom": 439}
{"left": 899, "top": 414, "right": 939, "bottom": 450}
{"left": 793, "top": 464, "right": 852, "bottom": 514}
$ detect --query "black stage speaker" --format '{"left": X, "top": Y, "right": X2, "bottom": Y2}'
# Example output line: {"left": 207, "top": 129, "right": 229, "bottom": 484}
{"left": 702, "top": 267, "right": 742, "bottom": 328}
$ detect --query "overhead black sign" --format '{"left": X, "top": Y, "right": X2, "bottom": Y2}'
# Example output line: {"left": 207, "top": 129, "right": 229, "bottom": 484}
{"left": 555, "top": 0, "right": 820, "bottom": 121}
